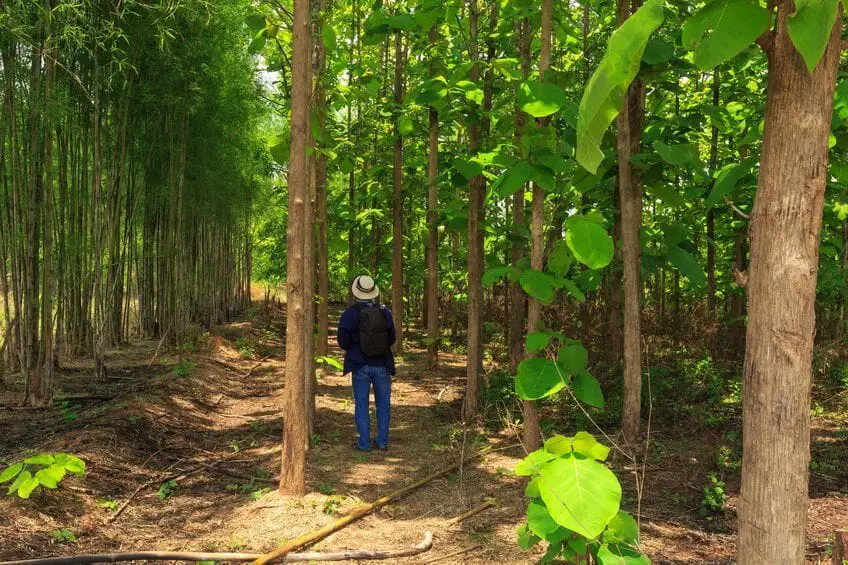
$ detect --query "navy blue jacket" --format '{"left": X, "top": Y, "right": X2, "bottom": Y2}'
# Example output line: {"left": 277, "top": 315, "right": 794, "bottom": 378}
{"left": 337, "top": 301, "right": 397, "bottom": 376}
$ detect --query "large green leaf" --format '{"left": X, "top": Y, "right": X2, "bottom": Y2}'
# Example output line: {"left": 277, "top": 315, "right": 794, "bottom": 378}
{"left": 35, "top": 464, "right": 66, "bottom": 489}
{"left": 0, "top": 463, "right": 22, "bottom": 483}
{"left": 705, "top": 163, "right": 747, "bottom": 209}
{"left": 596, "top": 543, "right": 651, "bottom": 564}
{"left": 8, "top": 470, "right": 31, "bottom": 495}
{"left": 520, "top": 269, "right": 555, "bottom": 303}
{"left": 493, "top": 161, "right": 532, "bottom": 197}
{"left": 245, "top": 14, "right": 267, "bottom": 32}
{"left": 557, "top": 342, "right": 588, "bottom": 374}
{"left": 566, "top": 221, "right": 614, "bottom": 270}
{"left": 321, "top": 23, "right": 337, "bottom": 52}
{"left": 573, "top": 371, "right": 605, "bottom": 409}
{"left": 517, "top": 82, "right": 567, "bottom": 118}
{"left": 454, "top": 157, "right": 484, "bottom": 180}
{"left": 23, "top": 454, "right": 55, "bottom": 466}
{"left": 16, "top": 474, "right": 40, "bottom": 499}
{"left": 527, "top": 500, "right": 561, "bottom": 538}
{"left": 787, "top": 0, "right": 839, "bottom": 73}
{"left": 668, "top": 245, "right": 706, "bottom": 286}
{"left": 537, "top": 454, "right": 622, "bottom": 539}
{"left": 654, "top": 142, "right": 700, "bottom": 168}
{"left": 483, "top": 265, "right": 520, "bottom": 287}
{"left": 547, "top": 241, "right": 574, "bottom": 277}
{"left": 397, "top": 115, "right": 414, "bottom": 136}
{"left": 526, "top": 332, "right": 553, "bottom": 354}
{"left": 572, "top": 431, "right": 611, "bottom": 461}
{"left": 681, "top": 0, "right": 771, "bottom": 70}
{"left": 516, "top": 358, "right": 566, "bottom": 400}
{"left": 515, "top": 448, "right": 558, "bottom": 476}
{"left": 604, "top": 511, "right": 640, "bottom": 545}
{"left": 576, "top": 0, "right": 664, "bottom": 173}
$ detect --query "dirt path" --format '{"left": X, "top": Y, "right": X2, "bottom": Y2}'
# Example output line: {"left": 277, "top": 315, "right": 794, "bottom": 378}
{"left": 1, "top": 304, "right": 845, "bottom": 563}
{"left": 0, "top": 305, "right": 532, "bottom": 563}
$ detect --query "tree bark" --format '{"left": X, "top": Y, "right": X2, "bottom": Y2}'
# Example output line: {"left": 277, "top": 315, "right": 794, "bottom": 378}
{"left": 391, "top": 30, "right": 405, "bottom": 355}
{"left": 425, "top": 28, "right": 440, "bottom": 371}
{"left": 738, "top": 10, "right": 841, "bottom": 564}
{"left": 280, "top": 0, "right": 312, "bottom": 496}
{"left": 616, "top": 0, "right": 644, "bottom": 444}
{"left": 706, "top": 71, "right": 720, "bottom": 315}
{"left": 463, "top": 0, "right": 483, "bottom": 419}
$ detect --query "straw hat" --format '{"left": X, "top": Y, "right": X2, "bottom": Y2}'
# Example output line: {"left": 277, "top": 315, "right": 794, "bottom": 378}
{"left": 352, "top": 275, "right": 380, "bottom": 300}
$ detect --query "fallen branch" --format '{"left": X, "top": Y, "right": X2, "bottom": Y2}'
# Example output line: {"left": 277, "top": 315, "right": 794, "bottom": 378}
{"left": 0, "top": 532, "right": 433, "bottom": 565}
{"left": 447, "top": 498, "right": 496, "bottom": 525}
{"left": 251, "top": 445, "right": 517, "bottom": 565}
{"left": 421, "top": 544, "right": 482, "bottom": 564}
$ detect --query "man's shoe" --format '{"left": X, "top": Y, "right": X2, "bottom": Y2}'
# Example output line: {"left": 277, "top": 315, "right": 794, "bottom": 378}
{"left": 352, "top": 443, "right": 371, "bottom": 452}
{"left": 375, "top": 444, "right": 388, "bottom": 451}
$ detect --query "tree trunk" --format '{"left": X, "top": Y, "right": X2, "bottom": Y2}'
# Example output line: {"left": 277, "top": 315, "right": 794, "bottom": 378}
{"left": 463, "top": 0, "right": 483, "bottom": 419}
{"left": 425, "top": 28, "right": 439, "bottom": 371}
{"left": 617, "top": 0, "right": 644, "bottom": 444}
{"left": 738, "top": 11, "right": 841, "bottom": 564}
{"left": 706, "top": 71, "right": 720, "bottom": 315}
{"left": 391, "top": 30, "right": 405, "bottom": 355}
{"left": 280, "top": 0, "right": 311, "bottom": 496}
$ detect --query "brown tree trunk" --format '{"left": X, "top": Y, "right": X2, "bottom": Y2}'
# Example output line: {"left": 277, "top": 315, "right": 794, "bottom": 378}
{"left": 706, "top": 71, "right": 720, "bottom": 315}
{"left": 617, "top": 0, "right": 644, "bottom": 444}
{"left": 522, "top": 0, "right": 552, "bottom": 451}
{"left": 508, "top": 17, "right": 530, "bottom": 374}
{"left": 738, "top": 11, "right": 841, "bottom": 564}
{"left": 391, "top": 30, "right": 405, "bottom": 355}
{"left": 315, "top": 2, "right": 330, "bottom": 360}
{"left": 425, "top": 29, "right": 439, "bottom": 371}
{"left": 280, "top": 0, "right": 311, "bottom": 496}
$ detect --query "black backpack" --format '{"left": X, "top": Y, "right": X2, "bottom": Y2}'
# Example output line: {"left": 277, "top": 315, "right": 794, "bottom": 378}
{"left": 358, "top": 304, "right": 391, "bottom": 357}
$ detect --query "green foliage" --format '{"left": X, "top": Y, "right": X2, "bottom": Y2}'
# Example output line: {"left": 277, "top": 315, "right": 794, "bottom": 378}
{"left": 171, "top": 360, "right": 197, "bottom": 378}
{"left": 699, "top": 472, "right": 727, "bottom": 518}
{"left": 49, "top": 529, "right": 77, "bottom": 544}
{"left": 787, "top": 0, "right": 840, "bottom": 73}
{"left": 576, "top": 0, "right": 664, "bottom": 172}
{"left": 681, "top": 0, "right": 771, "bottom": 70}
{"left": 156, "top": 480, "right": 178, "bottom": 501}
{"left": 0, "top": 454, "right": 86, "bottom": 499}
{"left": 516, "top": 433, "right": 646, "bottom": 562}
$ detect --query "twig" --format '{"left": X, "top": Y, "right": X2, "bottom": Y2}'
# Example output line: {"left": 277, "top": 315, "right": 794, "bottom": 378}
{"left": 447, "top": 498, "right": 496, "bottom": 525}
{"left": 723, "top": 195, "right": 750, "bottom": 220}
{"left": 0, "top": 532, "right": 434, "bottom": 565}
{"left": 421, "top": 544, "right": 482, "bottom": 565}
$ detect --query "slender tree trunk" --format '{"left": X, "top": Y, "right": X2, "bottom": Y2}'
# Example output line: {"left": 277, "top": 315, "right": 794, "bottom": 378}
{"left": 391, "top": 30, "right": 405, "bottom": 355}
{"left": 280, "top": 0, "right": 311, "bottom": 496}
{"left": 738, "top": 11, "right": 841, "bottom": 564}
{"left": 616, "top": 0, "right": 644, "bottom": 444}
{"left": 508, "top": 18, "right": 530, "bottom": 374}
{"left": 521, "top": 0, "right": 552, "bottom": 452}
{"left": 425, "top": 28, "right": 439, "bottom": 371}
{"left": 463, "top": 0, "right": 483, "bottom": 419}
{"left": 706, "top": 71, "right": 720, "bottom": 315}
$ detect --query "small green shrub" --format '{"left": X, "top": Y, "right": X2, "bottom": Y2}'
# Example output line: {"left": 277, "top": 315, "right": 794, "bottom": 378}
{"left": 54, "top": 400, "right": 82, "bottom": 423}
{"left": 699, "top": 472, "right": 727, "bottom": 518}
{"left": 156, "top": 480, "right": 178, "bottom": 500}
{"left": 95, "top": 498, "right": 118, "bottom": 511}
{"left": 49, "top": 529, "right": 77, "bottom": 544}
{"left": 0, "top": 453, "right": 86, "bottom": 499}
{"left": 235, "top": 337, "right": 257, "bottom": 359}
{"left": 172, "top": 360, "right": 197, "bottom": 379}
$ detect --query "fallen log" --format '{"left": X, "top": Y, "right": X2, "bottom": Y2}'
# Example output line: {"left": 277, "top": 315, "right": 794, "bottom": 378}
{"left": 0, "top": 531, "right": 433, "bottom": 565}
{"left": 251, "top": 444, "right": 518, "bottom": 565}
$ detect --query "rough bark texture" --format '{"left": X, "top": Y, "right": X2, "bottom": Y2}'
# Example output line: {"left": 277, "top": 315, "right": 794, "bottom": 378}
{"left": 391, "top": 31, "right": 405, "bottom": 355}
{"left": 463, "top": 0, "right": 482, "bottom": 419}
{"left": 425, "top": 28, "right": 439, "bottom": 371}
{"left": 616, "top": 0, "right": 644, "bottom": 444}
{"left": 280, "top": 0, "right": 311, "bottom": 496}
{"left": 738, "top": 11, "right": 841, "bottom": 565}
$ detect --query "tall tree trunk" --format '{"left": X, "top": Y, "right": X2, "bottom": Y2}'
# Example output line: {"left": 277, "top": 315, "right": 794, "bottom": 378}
{"left": 521, "top": 0, "right": 552, "bottom": 452}
{"left": 280, "top": 0, "right": 311, "bottom": 496}
{"left": 463, "top": 0, "right": 483, "bottom": 419}
{"left": 425, "top": 25, "right": 440, "bottom": 371}
{"left": 738, "top": 12, "right": 841, "bottom": 564}
{"left": 508, "top": 17, "right": 530, "bottom": 374}
{"left": 616, "top": 0, "right": 644, "bottom": 444}
{"left": 391, "top": 30, "right": 405, "bottom": 355}
{"left": 706, "top": 71, "right": 720, "bottom": 315}
{"left": 316, "top": 17, "right": 329, "bottom": 357}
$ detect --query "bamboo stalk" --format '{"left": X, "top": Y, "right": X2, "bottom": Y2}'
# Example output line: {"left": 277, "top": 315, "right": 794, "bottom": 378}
{"left": 447, "top": 497, "right": 496, "bottom": 525}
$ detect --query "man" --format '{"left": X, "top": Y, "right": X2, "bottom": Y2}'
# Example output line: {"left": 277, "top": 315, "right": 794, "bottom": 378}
{"left": 337, "top": 275, "right": 396, "bottom": 452}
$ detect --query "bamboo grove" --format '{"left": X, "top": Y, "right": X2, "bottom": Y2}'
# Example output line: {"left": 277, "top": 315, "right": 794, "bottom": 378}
{"left": 0, "top": 1, "right": 267, "bottom": 406}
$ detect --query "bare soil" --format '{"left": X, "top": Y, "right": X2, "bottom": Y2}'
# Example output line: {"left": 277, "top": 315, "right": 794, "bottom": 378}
{"left": 0, "top": 304, "right": 845, "bottom": 564}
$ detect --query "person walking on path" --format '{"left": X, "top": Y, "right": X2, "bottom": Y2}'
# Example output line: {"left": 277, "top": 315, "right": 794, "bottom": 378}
{"left": 337, "top": 275, "right": 396, "bottom": 452}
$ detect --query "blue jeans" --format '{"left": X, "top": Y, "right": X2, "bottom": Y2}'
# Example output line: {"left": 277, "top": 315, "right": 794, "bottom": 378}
{"left": 352, "top": 365, "right": 391, "bottom": 449}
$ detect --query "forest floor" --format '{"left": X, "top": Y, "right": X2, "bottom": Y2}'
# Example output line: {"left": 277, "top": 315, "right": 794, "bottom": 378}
{"left": 0, "top": 302, "right": 846, "bottom": 564}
